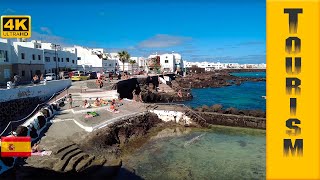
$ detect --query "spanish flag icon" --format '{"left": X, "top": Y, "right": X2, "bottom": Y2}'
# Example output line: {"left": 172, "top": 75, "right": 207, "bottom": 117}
{"left": 1, "top": 136, "right": 31, "bottom": 157}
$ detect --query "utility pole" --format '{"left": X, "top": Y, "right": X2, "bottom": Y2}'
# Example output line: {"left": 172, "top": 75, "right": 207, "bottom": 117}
{"left": 55, "top": 45, "right": 58, "bottom": 79}
{"left": 54, "top": 44, "right": 60, "bottom": 79}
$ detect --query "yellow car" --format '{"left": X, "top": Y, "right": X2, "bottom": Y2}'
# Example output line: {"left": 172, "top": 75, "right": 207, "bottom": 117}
{"left": 71, "top": 73, "right": 89, "bottom": 81}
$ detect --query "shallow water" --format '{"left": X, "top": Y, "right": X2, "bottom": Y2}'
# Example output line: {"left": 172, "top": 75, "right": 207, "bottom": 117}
{"left": 122, "top": 127, "right": 266, "bottom": 180}
{"left": 184, "top": 81, "right": 266, "bottom": 110}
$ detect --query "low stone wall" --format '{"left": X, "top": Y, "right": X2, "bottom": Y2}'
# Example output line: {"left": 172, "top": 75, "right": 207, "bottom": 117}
{"left": 0, "top": 97, "right": 42, "bottom": 132}
{"left": 188, "top": 111, "right": 266, "bottom": 129}
{"left": 0, "top": 80, "right": 71, "bottom": 133}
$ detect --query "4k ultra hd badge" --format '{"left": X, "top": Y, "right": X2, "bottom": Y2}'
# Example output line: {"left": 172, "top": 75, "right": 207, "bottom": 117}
{"left": 1, "top": 15, "right": 31, "bottom": 38}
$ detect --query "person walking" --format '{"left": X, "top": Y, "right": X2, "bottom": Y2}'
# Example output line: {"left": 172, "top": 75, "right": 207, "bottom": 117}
{"left": 67, "top": 94, "right": 73, "bottom": 109}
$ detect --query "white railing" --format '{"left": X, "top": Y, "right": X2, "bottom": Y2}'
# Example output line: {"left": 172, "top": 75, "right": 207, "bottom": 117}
{"left": 0, "top": 87, "right": 68, "bottom": 136}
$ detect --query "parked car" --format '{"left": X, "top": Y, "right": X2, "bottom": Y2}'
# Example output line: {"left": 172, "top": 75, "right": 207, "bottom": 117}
{"left": 87, "top": 71, "right": 98, "bottom": 79}
{"left": 59, "top": 71, "right": 70, "bottom": 79}
{"left": 45, "top": 73, "right": 56, "bottom": 81}
{"left": 71, "top": 73, "right": 89, "bottom": 81}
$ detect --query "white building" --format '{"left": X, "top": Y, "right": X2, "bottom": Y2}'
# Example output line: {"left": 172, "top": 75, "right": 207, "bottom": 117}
{"left": 64, "top": 46, "right": 118, "bottom": 73}
{"left": 107, "top": 53, "right": 142, "bottom": 73}
{"left": 183, "top": 60, "right": 265, "bottom": 71}
{"left": 13, "top": 40, "right": 78, "bottom": 74}
{"left": 147, "top": 52, "right": 183, "bottom": 73}
{"left": 0, "top": 39, "right": 13, "bottom": 83}
{"left": 0, "top": 39, "right": 79, "bottom": 83}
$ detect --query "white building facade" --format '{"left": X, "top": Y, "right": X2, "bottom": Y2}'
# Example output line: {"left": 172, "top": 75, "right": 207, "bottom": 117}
{"left": 183, "top": 60, "right": 266, "bottom": 71}
{"left": 66, "top": 47, "right": 118, "bottom": 73}
{"left": 147, "top": 52, "right": 183, "bottom": 73}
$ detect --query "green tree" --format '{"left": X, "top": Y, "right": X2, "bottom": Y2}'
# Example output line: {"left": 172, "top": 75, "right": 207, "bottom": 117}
{"left": 117, "top": 51, "right": 130, "bottom": 72}
{"left": 129, "top": 59, "right": 136, "bottom": 74}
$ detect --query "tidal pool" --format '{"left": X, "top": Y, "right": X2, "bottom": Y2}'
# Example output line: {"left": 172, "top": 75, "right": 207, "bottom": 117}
{"left": 121, "top": 126, "right": 266, "bottom": 180}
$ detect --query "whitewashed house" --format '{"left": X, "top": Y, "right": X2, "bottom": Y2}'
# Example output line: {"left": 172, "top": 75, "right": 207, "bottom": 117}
{"left": 64, "top": 46, "right": 117, "bottom": 72}
{"left": 0, "top": 39, "right": 13, "bottom": 83}
{"left": 147, "top": 52, "right": 183, "bottom": 73}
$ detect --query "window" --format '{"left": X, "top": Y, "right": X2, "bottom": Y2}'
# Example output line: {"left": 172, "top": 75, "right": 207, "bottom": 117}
{"left": 66, "top": 58, "right": 69, "bottom": 62}
{"left": 58, "top": 58, "right": 60, "bottom": 62}
{"left": 53, "top": 57, "right": 56, "bottom": 61}
{"left": 21, "top": 71, "right": 25, "bottom": 76}
{"left": 4, "top": 69, "right": 10, "bottom": 78}
{"left": 165, "top": 60, "right": 169, "bottom": 63}
{"left": 45, "top": 57, "right": 50, "bottom": 62}
{"left": 72, "top": 60, "right": 75, "bottom": 64}
{"left": 61, "top": 58, "right": 63, "bottom": 62}
{"left": 0, "top": 50, "right": 8, "bottom": 62}
{"left": 32, "top": 54, "right": 35, "bottom": 60}
{"left": 109, "top": 64, "right": 112, "bottom": 66}
{"left": 38, "top": 55, "right": 41, "bottom": 60}
{"left": 21, "top": 53, "right": 25, "bottom": 59}
{"left": 77, "top": 57, "right": 81, "bottom": 60}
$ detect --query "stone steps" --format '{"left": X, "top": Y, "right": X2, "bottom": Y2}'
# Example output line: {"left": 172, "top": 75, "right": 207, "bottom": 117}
{"left": 55, "top": 144, "right": 80, "bottom": 160}
{"left": 64, "top": 153, "right": 89, "bottom": 172}
{"left": 75, "top": 155, "right": 96, "bottom": 172}
{"left": 54, "top": 143, "right": 76, "bottom": 155}
{"left": 53, "top": 148, "right": 83, "bottom": 171}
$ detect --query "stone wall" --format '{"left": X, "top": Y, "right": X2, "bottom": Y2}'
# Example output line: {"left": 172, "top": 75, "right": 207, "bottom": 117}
{"left": 0, "top": 97, "right": 42, "bottom": 133}
{"left": 0, "top": 80, "right": 71, "bottom": 133}
{"left": 186, "top": 111, "right": 266, "bottom": 129}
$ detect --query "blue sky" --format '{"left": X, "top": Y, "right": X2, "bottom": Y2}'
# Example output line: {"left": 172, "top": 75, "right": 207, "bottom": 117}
{"left": 1, "top": 0, "right": 265, "bottom": 63}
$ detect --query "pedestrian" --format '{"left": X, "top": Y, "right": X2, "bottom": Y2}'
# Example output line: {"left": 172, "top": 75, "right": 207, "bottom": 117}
{"left": 67, "top": 94, "right": 73, "bottom": 109}
{"left": 13, "top": 74, "right": 20, "bottom": 86}
{"left": 40, "top": 74, "right": 44, "bottom": 81}
{"left": 31, "top": 74, "right": 40, "bottom": 84}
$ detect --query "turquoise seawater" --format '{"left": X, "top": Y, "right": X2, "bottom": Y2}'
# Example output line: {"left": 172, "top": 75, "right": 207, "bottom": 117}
{"left": 122, "top": 127, "right": 266, "bottom": 180}
{"left": 184, "top": 81, "right": 266, "bottom": 111}
{"left": 230, "top": 72, "right": 266, "bottom": 78}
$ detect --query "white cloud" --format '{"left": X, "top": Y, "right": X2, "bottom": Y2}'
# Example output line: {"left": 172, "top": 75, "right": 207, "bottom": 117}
{"left": 138, "top": 34, "right": 192, "bottom": 48}
{"left": 40, "top": 27, "right": 52, "bottom": 35}
{"left": 3, "top": 8, "right": 16, "bottom": 14}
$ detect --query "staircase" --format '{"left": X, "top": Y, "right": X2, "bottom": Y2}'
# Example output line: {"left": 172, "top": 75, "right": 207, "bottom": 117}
{"left": 52, "top": 143, "right": 106, "bottom": 173}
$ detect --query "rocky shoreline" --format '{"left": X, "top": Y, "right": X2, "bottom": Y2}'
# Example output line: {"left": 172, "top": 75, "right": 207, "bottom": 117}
{"left": 1, "top": 108, "right": 265, "bottom": 179}
{"left": 174, "top": 69, "right": 265, "bottom": 89}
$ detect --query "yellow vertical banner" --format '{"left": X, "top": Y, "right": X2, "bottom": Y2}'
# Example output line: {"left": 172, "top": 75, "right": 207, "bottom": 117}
{"left": 267, "top": 0, "right": 320, "bottom": 179}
